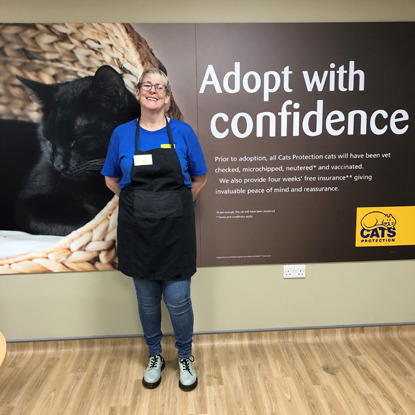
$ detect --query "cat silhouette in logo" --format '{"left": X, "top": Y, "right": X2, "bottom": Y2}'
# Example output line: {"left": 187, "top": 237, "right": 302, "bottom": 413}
{"left": 361, "top": 211, "right": 397, "bottom": 230}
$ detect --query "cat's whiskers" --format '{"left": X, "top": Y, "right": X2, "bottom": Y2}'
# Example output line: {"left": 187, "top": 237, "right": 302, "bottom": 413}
{"left": 71, "top": 159, "right": 105, "bottom": 174}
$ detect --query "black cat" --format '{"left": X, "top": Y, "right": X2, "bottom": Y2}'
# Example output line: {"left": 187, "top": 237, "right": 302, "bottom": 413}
{"left": 0, "top": 65, "right": 139, "bottom": 236}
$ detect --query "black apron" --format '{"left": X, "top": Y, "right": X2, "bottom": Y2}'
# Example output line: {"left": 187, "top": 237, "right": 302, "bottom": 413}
{"left": 117, "top": 119, "right": 196, "bottom": 280}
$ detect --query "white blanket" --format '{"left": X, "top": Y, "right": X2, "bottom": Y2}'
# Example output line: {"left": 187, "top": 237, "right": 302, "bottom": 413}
{"left": 0, "top": 231, "right": 63, "bottom": 260}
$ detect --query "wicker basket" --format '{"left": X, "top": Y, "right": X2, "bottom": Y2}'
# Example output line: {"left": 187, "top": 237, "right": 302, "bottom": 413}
{"left": 0, "top": 23, "right": 183, "bottom": 274}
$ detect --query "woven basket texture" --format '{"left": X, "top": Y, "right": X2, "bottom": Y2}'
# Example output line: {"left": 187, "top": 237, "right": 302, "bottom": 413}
{"left": 0, "top": 23, "right": 182, "bottom": 274}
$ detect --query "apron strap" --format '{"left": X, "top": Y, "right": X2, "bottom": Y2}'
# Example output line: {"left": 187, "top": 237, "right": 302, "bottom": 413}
{"left": 134, "top": 117, "right": 174, "bottom": 154}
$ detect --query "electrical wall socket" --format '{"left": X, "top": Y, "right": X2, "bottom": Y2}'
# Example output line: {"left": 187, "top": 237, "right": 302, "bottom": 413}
{"left": 284, "top": 264, "right": 306, "bottom": 279}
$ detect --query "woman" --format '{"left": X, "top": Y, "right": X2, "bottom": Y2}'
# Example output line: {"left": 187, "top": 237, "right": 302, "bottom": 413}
{"left": 101, "top": 68, "right": 208, "bottom": 391}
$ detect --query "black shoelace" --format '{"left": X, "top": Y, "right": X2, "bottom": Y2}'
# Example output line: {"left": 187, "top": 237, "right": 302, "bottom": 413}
{"left": 180, "top": 356, "right": 194, "bottom": 374}
{"left": 149, "top": 355, "right": 160, "bottom": 369}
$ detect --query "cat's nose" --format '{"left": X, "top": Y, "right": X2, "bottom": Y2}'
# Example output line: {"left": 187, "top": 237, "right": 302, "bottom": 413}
{"left": 54, "top": 162, "right": 65, "bottom": 171}
{"left": 53, "top": 155, "right": 65, "bottom": 171}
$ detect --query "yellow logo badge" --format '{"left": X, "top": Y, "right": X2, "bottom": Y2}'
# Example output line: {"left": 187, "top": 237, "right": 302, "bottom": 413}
{"left": 356, "top": 206, "right": 415, "bottom": 247}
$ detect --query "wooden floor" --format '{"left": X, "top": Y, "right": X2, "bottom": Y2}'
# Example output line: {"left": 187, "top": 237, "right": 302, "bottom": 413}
{"left": 0, "top": 325, "right": 414, "bottom": 415}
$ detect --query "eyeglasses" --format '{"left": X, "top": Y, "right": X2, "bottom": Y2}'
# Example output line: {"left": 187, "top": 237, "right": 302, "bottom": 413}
{"left": 140, "top": 83, "right": 167, "bottom": 92}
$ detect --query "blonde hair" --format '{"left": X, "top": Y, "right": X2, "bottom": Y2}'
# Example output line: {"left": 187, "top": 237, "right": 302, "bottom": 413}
{"left": 136, "top": 68, "right": 170, "bottom": 93}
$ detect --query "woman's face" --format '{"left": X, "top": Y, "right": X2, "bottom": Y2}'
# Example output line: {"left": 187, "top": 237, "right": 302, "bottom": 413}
{"left": 136, "top": 74, "right": 171, "bottom": 113}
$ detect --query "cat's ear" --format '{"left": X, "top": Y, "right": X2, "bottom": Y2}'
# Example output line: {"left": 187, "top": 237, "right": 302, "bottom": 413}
{"left": 89, "top": 65, "right": 128, "bottom": 109}
{"left": 16, "top": 76, "right": 55, "bottom": 107}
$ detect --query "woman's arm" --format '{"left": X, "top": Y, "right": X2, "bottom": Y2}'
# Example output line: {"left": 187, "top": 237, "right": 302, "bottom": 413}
{"left": 191, "top": 173, "right": 208, "bottom": 202}
{"left": 105, "top": 176, "right": 121, "bottom": 196}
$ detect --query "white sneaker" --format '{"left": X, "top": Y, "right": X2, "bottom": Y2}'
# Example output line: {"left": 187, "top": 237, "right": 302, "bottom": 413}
{"left": 178, "top": 356, "right": 198, "bottom": 391}
{"left": 143, "top": 354, "right": 165, "bottom": 389}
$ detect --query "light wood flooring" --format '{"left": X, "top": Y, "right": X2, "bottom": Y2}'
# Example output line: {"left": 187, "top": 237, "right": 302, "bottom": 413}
{"left": 0, "top": 325, "right": 414, "bottom": 414}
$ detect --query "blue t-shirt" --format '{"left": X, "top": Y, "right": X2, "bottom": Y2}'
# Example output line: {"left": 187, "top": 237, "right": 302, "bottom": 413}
{"left": 101, "top": 118, "right": 207, "bottom": 190}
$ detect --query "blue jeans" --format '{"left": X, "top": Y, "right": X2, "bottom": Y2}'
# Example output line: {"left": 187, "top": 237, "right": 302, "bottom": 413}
{"left": 132, "top": 278, "right": 194, "bottom": 359}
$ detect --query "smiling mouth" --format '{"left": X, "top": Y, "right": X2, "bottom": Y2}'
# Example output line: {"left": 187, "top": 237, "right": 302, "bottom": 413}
{"left": 146, "top": 97, "right": 158, "bottom": 101}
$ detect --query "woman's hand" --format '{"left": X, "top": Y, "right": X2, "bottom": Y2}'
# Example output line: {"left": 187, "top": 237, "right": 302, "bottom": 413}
{"left": 105, "top": 176, "right": 121, "bottom": 196}
{"left": 191, "top": 174, "right": 208, "bottom": 202}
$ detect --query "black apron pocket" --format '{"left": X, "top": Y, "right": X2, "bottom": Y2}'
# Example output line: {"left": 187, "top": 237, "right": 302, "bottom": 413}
{"left": 133, "top": 190, "right": 184, "bottom": 219}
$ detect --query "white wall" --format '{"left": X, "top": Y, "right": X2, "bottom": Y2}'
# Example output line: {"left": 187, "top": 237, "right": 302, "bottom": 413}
{"left": 0, "top": 0, "right": 414, "bottom": 340}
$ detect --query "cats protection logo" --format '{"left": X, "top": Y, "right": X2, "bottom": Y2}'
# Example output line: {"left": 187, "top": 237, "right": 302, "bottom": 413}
{"left": 356, "top": 206, "right": 415, "bottom": 247}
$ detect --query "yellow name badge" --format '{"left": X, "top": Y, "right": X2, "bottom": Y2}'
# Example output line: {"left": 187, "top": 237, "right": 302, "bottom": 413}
{"left": 134, "top": 154, "right": 153, "bottom": 166}
{"left": 356, "top": 206, "right": 415, "bottom": 247}
{"left": 161, "top": 144, "right": 174, "bottom": 148}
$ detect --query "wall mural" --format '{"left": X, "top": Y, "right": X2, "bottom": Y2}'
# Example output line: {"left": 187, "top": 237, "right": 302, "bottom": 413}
{"left": 0, "top": 22, "right": 414, "bottom": 274}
